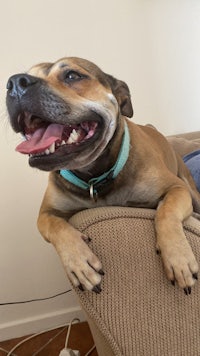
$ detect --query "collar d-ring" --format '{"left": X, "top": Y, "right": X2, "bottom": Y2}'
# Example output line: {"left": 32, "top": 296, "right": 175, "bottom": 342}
{"left": 89, "top": 183, "right": 98, "bottom": 201}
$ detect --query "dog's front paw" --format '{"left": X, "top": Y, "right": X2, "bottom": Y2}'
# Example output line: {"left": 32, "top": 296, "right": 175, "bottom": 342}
{"left": 58, "top": 230, "right": 104, "bottom": 293}
{"left": 157, "top": 238, "right": 198, "bottom": 294}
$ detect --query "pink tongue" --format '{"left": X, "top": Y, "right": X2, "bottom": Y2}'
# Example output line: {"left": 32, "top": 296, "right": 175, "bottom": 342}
{"left": 16, "top": 123, "right": 64, "bottom": 154}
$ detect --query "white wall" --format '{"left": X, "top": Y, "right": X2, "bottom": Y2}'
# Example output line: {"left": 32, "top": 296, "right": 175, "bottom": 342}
{"left": 0, "top": 0, "right": 200, "bottom": 340}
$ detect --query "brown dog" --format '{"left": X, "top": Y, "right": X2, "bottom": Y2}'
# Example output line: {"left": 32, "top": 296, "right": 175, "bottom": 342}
{"left": 6, "top": 57, "right": 200, "bottom": 294}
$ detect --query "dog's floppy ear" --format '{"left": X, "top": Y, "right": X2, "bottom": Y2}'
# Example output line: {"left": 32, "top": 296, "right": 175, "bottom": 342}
{"left": 105, "top": 74, "right": 133, "bottom": 118}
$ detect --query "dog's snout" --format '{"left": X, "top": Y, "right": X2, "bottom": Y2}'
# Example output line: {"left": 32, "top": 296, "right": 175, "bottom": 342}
{"left": 7, "top": 74, "right": 38, "bottom": 98}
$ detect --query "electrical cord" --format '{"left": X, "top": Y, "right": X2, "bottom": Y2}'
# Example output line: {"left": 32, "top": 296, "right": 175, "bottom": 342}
{"left": 32, "top": 326, "right": 68, "bottom": 356}
{"left": 1, "top": 289, "right": 96, "bottom": 353}
{"left": 7, "top": 324, "right": 69, "bottom": 356}
{"left": 0, "top": 346, "right": 17, "bottom": 355}
{"left": 0, "top": 289, "right": 72, "bottom": 305}
{"left": 62, "top": 318, "right": 96, "bottom": 356}
{"left": 6, "top": 318, "right": 95, "bottom": 356}
{"left": 65, "top": 318, "right": 80, "bottom": 348}
{"left": 85, "top": 344, "right": 96, "bottom": 356}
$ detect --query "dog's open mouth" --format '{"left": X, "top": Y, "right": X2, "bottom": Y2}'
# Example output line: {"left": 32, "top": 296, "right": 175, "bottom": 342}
{"left": 16, "top": 112, "right": 98, "bottom": 157}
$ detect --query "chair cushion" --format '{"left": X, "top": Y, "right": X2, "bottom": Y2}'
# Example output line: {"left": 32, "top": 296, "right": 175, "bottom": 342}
{"left": 167, "top": 135, "right": 200, "bottom": 157}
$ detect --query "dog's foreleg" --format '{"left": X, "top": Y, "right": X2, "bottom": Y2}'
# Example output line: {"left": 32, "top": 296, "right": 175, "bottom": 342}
{"left": 37, "top": 211, "right": 103, "bottom": 293}
{"left": 155, "top": 185, "right": 198, "bottom": 293}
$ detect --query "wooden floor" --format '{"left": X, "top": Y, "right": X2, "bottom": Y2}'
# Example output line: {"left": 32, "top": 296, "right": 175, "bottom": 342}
{"left": 0, "top": 321, "right": 98, "bottom": 356}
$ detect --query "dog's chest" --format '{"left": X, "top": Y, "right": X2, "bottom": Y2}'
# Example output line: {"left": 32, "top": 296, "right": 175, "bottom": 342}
{"left": 62, "top": 179, "right": 161, "bottom": 212}
{"left": 54, "top": 172, "right": 162, "bottom": 214}
{"left": 103, "top": 180, "right": 160, "bottom": 208}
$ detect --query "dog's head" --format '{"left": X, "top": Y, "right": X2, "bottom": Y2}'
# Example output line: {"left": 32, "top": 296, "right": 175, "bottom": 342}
{"left": 6, "top": 57, "right": 133, "bottom": 171}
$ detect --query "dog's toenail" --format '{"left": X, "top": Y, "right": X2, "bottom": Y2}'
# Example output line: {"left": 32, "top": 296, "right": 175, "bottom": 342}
{"left": 92, "top": 285, "right": 102, "bottom": 294}
{"left": 193, "top": 273, "right": 198, "bottom": 280}
{"left": 184, "top": 287, "right": 191, "bottom": 296}
{"left": 78, "top": 284, "right": 84, "bottom": 291}
{"left": 99, "top": 269, "right": 105, "bottom": 276}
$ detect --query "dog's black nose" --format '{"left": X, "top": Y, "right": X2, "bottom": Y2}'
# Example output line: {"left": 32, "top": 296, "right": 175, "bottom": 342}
{"left": 7, "top": 74, "right": 38, "bottom": 98}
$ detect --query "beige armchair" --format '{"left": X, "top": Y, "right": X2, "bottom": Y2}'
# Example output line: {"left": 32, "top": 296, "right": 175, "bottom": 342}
{"left": 69, "top": 132, "right": 200, "bottom": 356}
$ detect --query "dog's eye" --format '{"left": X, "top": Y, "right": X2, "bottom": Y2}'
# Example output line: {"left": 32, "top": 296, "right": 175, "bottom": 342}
{"left": 64, "top": 71, "right": 82, "bottom": 82}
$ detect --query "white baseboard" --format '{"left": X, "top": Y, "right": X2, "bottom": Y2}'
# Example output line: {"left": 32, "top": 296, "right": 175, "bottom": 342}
{"left": 0, "top": 306, "right": 85, "bottom": 341}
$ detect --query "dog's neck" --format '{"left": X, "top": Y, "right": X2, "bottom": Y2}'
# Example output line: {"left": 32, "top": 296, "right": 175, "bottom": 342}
{"left": 72, "top": 118, "right": 126, "bottom": 181}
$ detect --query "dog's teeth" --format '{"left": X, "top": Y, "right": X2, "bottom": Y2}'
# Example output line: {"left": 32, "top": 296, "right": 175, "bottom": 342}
{"left": 72, "top": 129, "right": 78, "bottom": 140}
{"left": 61, "top": 140, "right": 66, "bottom": 146}
{"left": 49, "top": 142, "right": 55, "bottom": 153}
{"left": 67, "top": 129, "right": 79, "bottom": 144}
{"left": 21, "top": 133, "right": 27, "bottom": 141}
{"left": 67, "top": 136, "right": 74, "bottom": 144}
{"left": 45, "top": 148, "right": 50, "bottom": 155}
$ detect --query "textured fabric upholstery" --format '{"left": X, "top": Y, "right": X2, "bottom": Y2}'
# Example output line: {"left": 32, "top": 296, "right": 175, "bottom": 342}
{"left": 69, "top": 132, "right": 200, "bottom": 356}
{"left": 167, "top": 131, "right": 200, "bottom": 157}
{"left": 70, "top": 207, "right": 200, "bottom": 356}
